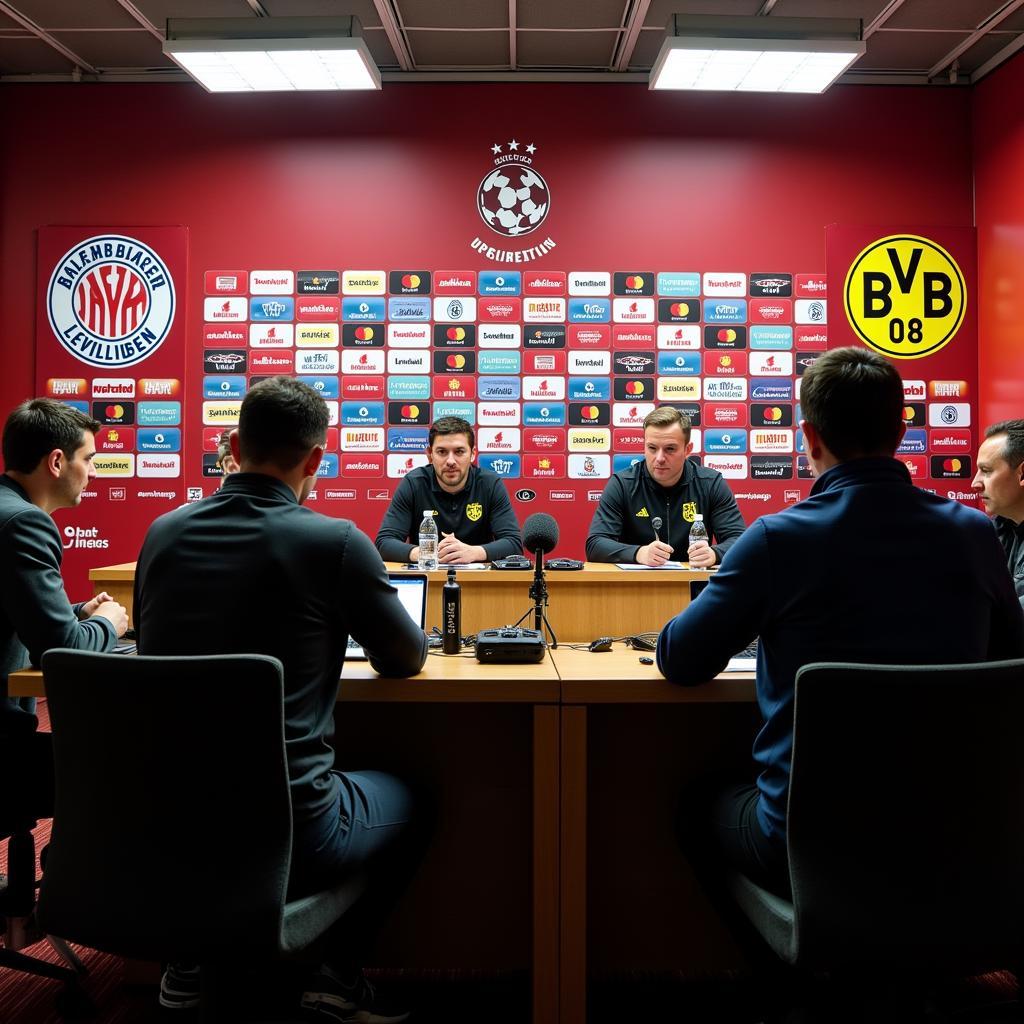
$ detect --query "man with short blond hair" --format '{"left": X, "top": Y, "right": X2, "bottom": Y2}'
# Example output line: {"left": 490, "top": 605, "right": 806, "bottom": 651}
{"left": 586, "top": 405, "right": 745, "bottom": 566}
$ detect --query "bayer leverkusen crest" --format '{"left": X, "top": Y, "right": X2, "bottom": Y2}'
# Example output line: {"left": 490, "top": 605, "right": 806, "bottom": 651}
{"left": 470, "top": 140, "right": 557, "bottom": 264}
{"left": 47, "top": 234, "right": 175, "bottom": 369}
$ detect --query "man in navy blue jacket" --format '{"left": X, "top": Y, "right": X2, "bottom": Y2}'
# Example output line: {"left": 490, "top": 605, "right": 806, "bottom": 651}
{"left": 658, "top": 347, "right": 1024, "bottom": 897}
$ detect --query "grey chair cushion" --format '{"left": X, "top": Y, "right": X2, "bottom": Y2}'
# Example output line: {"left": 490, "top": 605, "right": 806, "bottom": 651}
{"left": 728, "top": 870, "right": 796, "bottom": 965}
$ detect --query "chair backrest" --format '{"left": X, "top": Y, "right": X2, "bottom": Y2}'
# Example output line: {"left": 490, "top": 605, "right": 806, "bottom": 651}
{"left": 787, "top": 659, "right": 1024, "bottom": 970}
{"left": 38, "top": 649, "right": 292, "bottom": 963}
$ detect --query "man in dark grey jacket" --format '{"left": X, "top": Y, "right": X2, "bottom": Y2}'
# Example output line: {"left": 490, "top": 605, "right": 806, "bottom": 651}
{"left": 1, "top": 399, "right": 128, "bottom": 821}
{"left": 974, "top": 419, "right": 1024, "bottom": 610}
{"left": 586, "top": 406, "right": 746, "bottom": 566}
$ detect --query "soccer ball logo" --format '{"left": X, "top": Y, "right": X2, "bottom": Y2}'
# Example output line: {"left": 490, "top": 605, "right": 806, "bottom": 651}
{"left": 478, "top": 164, "right": 550, "bottom": 237}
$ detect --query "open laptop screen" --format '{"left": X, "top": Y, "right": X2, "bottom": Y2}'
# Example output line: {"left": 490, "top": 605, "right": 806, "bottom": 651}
{"left": 346, "top": 572, "right": 428, "bottom": 660}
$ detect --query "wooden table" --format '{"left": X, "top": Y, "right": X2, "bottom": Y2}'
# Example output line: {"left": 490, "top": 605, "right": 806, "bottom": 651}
{"left": 90, "top": 561, "right": 715, "bottom": 642}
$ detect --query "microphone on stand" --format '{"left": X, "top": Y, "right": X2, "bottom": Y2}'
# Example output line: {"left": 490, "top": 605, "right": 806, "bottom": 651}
{"left": 651, "top": 516, "right": 663, "bottom": 543}
{"left": 517, "top": 513, "right": 559, "bottom": 647}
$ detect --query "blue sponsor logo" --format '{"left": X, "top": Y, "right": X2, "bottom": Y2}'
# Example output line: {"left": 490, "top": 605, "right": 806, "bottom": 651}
{"left": 568, "top": 297, "right": 611, "bottom": 323}
{"left": 387, "top": 296, "right": 431, "bottom": 321}
{"left": 568, "top": 377, "right": 611, "bottom": 401}
{"left": 897, "top": 429, "right": 928, "bottom": 455}
{"left": 703, "top": 299, "right": 747, "bottom": 323}
{"left": 656, "top": 272, "right": 701, "bottom": 297}
{"left": 388, "top": 428, "right": 429, "bottom": 453}
{"left": 795, "top": 429, "right": 805, "bottom": 454}
{"left": 478, "top": 454, "right": 522, "bottom": 477}
{"left": 316, "top": 453, "right": 339, "bottom": 478}
{"left": 137, "top": 402, "right": 181, "bottom": 426}
{"left": 658, "top": 352, "right": 702, "bottom": 376}
{"left": 749, "top": 379, "right": 794, "bottom": 401}
{"left": 478, "top": 351, "right": 521, "bottom": 374}
{"left": 61, "top": 401, "right": 89, "bottom": 414}
{"left": 433, "top": 401, "right": 476, "bottom": 423}
{"left": 249, "top": 296, "right": 294, "bottom": 321}
{"left": 203, "top": 375, "right": 246, "bottom": 400}
{"left": 479, "top": 271, "right": 521, "bottom": 296}
{"left": 342, "top": 297, "right": 386, "bottom": 322}
{"left": 750, "top": 326, "right": 793, "bottom": 350}
{"left": 298, "top": 376, "right": 339, "bottom": 400}
{"left": 341, "top": 401, "right": 385, "bottom": 426}
{"left": 387, "top": 376, "right": 431, "bottom": 400}
{"left": 613, "top": 454, "right": 643, "bottom": 473}
{"left": 478, "top": 376, "right": 522, "bottom": 401}
{"left": 704, "top": 429, "right": 748, "bottom": 454}
{"left": 523, "top": 403, "right": 566, "bottom": 426}
{"left": 795, "top": 403, "right": 802, "bottom": 422}
{"left": 137, "top": 428, "right": 181, "bottom": 453}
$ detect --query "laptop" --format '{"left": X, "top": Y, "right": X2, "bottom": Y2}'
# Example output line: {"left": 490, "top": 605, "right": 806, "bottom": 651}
{"left": 346, "top": 572, "right": 429, "bottom": 660}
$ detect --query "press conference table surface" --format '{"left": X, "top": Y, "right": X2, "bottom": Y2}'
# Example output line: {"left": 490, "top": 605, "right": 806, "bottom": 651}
{"left": 91, "top": 560, "right": 715, "bottom": 643}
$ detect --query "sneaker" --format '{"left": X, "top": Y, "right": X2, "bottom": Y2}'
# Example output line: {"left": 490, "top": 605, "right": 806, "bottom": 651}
{"left": 159, "top": 962, "right": 201, "bottom": 1010}
{"left": 300, "top": 965, "right": 410, "bottom": 1024}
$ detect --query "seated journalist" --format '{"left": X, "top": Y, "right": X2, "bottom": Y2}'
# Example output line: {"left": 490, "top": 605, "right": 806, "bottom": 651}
{"left": 973, "top": 419, "right": 1024, "bottom": 609}
{"left": 0, "top": 399, "right": 128, "bottom": 824}
{"left": 375, "top": 415, "right": 523, "bottom": 565}
{"left": 658, "top": 347, "right": 1024, "bottom": 900}
{"left": 134, "top": 377, "right": 428, "bottom": 1023}
{"left": 586, "top": 406, "right": 745, "bottom": 567}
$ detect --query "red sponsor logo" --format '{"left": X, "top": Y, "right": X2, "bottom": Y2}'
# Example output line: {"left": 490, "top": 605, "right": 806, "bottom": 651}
{"left": 928, "top": 380, "right": 969, "bottom": 399}
{"left": 46, "top": 378, "right": 88, "bottom": 398}
{"left": 203, "top": 324, "right": 246, "bottom": 347}
{"left": 613, "top": 325, "right": 656, "bottom": 348}
{"left": 749, "top": 298, "right": 793, "bottom": 324}
{"left": 109, "top": 487, "right": 127, "bottom": 501}
{"left": 902, "top": 380, "right": 926, "bottom": 401}
{"left": 794, "top": 325, "right": 828, "bottom": 350}
{"left": 296, "top": 296, "right": 341, "bottom": 321}
{"left": 250, "top": 352, "right": 292, "bottom": 372}
{"left": 204, "top": 271, "right": 246, "bottom": 295}
{"left": 523, "top": 271, "right": 566, "bottom": 295}
{"left": 434, "top": 271, "right": 477, "bottom": 294}
{"left": 929, "top": 428, "right": 972, "bottom": 451}
{"left": 203, "top": 427, "right": 225, "bottom": 451}
{"left": 703, "top": 351, "right": 748, "bottom": 376}
{"left": 325, "top": 488, "right": 357, "bottom": 500}
{"left": 432, "top": 376, "right": 476, "bottom": 400}
{"left": 549, "top": 490, "right": 575, "bottom": 500}
{"left": 525, "top": 350, "right": 566, "bottom": 374}
{"left": 899, "top": 455, "right": 928, "bottom": 479}
{"left": 523, "top": 454, "right": 567, "bottom": 477}
{"left": 795, "top": 274, "right": 827, "bottom": 298}
{"left": 524, "top": 429, "right": 566, "bottom": 452}
{"left": 479, "top": 297, "right": 522, "bottom": 322}
{"left": 96, "top": 426, "right": 135, "bottom": 452}
{"left": 342, "top": 377, "right": 385, "bottom": 400}
{"left": 342, "top": 455, "right": 385, "bottom": 476}
{"left": 704, "top": 404, "right": 748, "bottom": 427}
{"left": 569, "top": 324, "right": 611, "bottom": 349}
{"left": 138, "top": 378, "right": 180, "bottom": 398}
{"left": 325, "top": 427, "right": 339, "bottom": 451}
{"left": 613, "top": 428, "right": 644, "bottom": 451}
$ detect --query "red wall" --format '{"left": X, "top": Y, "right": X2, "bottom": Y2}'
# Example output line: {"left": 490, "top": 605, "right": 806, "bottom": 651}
{"left": 973, "top": 52, "right": 1024, "bottom": 427}
{"left": 1, "top": 83, "right": 973, "bottom": 582}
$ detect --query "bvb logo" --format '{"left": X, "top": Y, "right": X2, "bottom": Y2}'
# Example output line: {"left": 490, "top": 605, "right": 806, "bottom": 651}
{"left": 466, "top": 502, "right": 483, "bottom": 522}
{"left": 844, "top": 234, "right": 966, "bottom": 360}
{"left": 682, "top": 502, "right": 697, "bottom": 523}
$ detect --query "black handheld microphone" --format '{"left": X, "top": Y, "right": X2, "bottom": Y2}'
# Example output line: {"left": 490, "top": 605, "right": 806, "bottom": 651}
{"left": 651, "top": 516, "right": 663, "bottom": 542}
{"left": 522, "top": 513, "right": 559, "bottom": 557}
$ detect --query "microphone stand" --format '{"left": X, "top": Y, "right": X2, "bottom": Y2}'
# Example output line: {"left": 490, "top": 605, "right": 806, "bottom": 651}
{"left": 514, "top": 548, "right": 558, "bottom": 648}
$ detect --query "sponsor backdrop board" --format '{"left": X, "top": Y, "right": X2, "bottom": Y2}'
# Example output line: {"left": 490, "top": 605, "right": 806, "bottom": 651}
{"left": 826, "top": 225, "right": 978, "bottom": 501}
{"left": 35, "top": 227, "right": 188, "bottom": 590}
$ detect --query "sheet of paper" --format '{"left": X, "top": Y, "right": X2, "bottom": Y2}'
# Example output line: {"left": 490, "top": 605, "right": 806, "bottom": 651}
{"left": 725, "top": 657, "right": 756, "bottom": 672}
{"left": 614, "top": 561, "right": 687, "bottom": 570}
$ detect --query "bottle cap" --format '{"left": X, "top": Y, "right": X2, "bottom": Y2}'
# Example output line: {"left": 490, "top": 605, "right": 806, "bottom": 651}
{"left": 693, "top": 514, "right": 703, "bottom": 521}
{"left": 447, "top": 567, "right": 457, "bottom": 582}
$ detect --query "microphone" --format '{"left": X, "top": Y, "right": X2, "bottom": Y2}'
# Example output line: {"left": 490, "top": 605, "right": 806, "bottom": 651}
{"left": 522, "top": 513, "right": 559, "bottom": 556}
{"left": 651, "top": 516, "right": 663, "bottom": 542}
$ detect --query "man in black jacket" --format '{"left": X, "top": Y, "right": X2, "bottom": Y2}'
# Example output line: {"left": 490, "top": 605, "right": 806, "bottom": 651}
{"left": 375, "top": 416, "right": 523, "bottom": 564}
{"left": 586, "top": 406, "right": 746, "bottom": 566}
{"left": 135, "top": 377, "right": 427, "bottom": 1022}
{"left": 1, "top": 399, "right": 128, "bottom": 826}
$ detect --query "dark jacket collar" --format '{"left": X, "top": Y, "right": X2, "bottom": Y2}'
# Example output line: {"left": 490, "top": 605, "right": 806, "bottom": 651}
{"left": 810, "top": 456, "right": 912, "bottom": 497}
{"left": 218, "top": 473, "right": 299, "bottom": 505}
{"left": 0, "top": 475, "right": 30, "bottom": 503}
{"left": 638, "top": 457, "right": 694, "bottom": 497}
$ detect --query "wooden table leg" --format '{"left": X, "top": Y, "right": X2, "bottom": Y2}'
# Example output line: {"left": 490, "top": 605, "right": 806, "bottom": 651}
{"left": 560, "top": 705, "right": 586, "bottom": 1024}
{"left": 533, "top": 705, "right": 560, "bottom": 1024}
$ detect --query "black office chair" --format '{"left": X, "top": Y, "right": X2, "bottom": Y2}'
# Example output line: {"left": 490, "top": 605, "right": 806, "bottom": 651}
{"left": 37, "top": 649, "right": 367, "bottom": 1021}
{"left": 728, "top": 659, "right": 1024, "bottom": 1017}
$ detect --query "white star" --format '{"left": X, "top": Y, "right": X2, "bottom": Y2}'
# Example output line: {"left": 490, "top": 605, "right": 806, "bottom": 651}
{"left": 526, "top": 143, "right": 536, "bottom": 154}
{"left": 491, "top": 143, "right": 502, "bottom": 154}
{"left": 508, "top": 139, "right": 520, "bottom": 151}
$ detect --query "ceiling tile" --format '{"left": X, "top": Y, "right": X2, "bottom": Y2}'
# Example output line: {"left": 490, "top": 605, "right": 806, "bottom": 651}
{"left": 518, "top": 0, "right": 627, "bottom": 30}
{"left": 0, "top": 35, "right": 74, "bottom": 73}
{"left": 630, "top": 27, "right": 668, "bottom": 70}
{"left": 407, "top": 28, "right": 510, "bottom": 67}
{"left": 517, "top": 30, "right": 618, "bottom": 68}
{"left": 955, "top": 30, "right": 1024, "bottom": 74}
{"left": 50, "top": 30, "right": 172, "bottom": 68}
{"left": 883, "top": 0, "right": 1007, "bottom": 30}
{"left": 859, "top": 27, "right": 973, "bottom": 69}
{"left": 7, "top": 0, "right": 138, "bottom": 30}
{"left": 399, "top": 0, "right": 508, "bottom": 31}
{"left": 772, "top": 0, "right": 891, "bottom": 19}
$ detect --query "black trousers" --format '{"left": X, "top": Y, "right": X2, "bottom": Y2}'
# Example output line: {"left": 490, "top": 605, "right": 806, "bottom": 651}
{"left": 1, "top": 729, "right": 54, "bottom": 825}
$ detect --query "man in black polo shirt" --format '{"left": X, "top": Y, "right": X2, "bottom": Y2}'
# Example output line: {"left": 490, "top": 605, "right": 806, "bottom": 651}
{"left": 586, "top": 406, "right": 746, "bottom": 566}
{"left": 375, "top": 416, "right": 523, "bottom": 564}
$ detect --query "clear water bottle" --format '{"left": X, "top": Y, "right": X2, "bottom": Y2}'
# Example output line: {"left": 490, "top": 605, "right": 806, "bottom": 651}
{"left": 417, "top": 510, "right": 438, "bottom": 571}
{"left": 688, "top": 513, "right": 708, "bottom": 550}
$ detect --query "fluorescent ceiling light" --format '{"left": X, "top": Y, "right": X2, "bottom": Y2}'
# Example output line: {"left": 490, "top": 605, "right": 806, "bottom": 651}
{"left": 164, "top": 16, "right": 381, "bottom": 92}
{"left": 650, "top": 15, "right": 864, "bottom": 94}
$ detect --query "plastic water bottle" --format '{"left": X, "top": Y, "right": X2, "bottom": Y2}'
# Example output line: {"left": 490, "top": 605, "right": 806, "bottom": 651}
{"left": 418, "top": 511, "right": 438, "bottom": 571}
{"left": 688, "top": 514, "right": 708, "bottom": 551}
{"left": 442, "top": 567, "right": 461, "bottom": 654}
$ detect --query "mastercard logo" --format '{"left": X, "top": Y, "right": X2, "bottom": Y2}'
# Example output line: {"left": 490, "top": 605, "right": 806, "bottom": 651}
{"left": 717, "top": 329, "right": 737, "bottom": 343}
{"left": 764, "top": 407, "right": 783, "bottom": 422}
{"left": 106, "top": 404, "right": 125, "bottom": 418}
{"left": 355, "top": 326, "right": 374, "bottom": 341}
{"left": 446, "top": 354, "right": 466, "bottom": 369}
{"left": 447, "top": 327, "right": 466, "bottom": 341}
{"left": 401, "top": 274, "right": 421, "bottom": 289}
{"left": 943, "top": 458, "right": 963, "bottom": 472}
{"left": 401, "top": 405, "right": 420, "bottom": 418}
{"left": 625, "top": 381, "right": 645, "bottom": 395}
{"left": 902, "top": 406, "right": 915, "bottom": 421}
{"left": 719, "top": 355, "right": 733, "bottom": 367}
{"left": 670, "top": 303, "right": 691, "bottom": 317}
{"left": 625, "top": 275, "right": 645, "bottom": 289}
{"left": 581, "top": 406, "right": 600, "bottom": 420}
